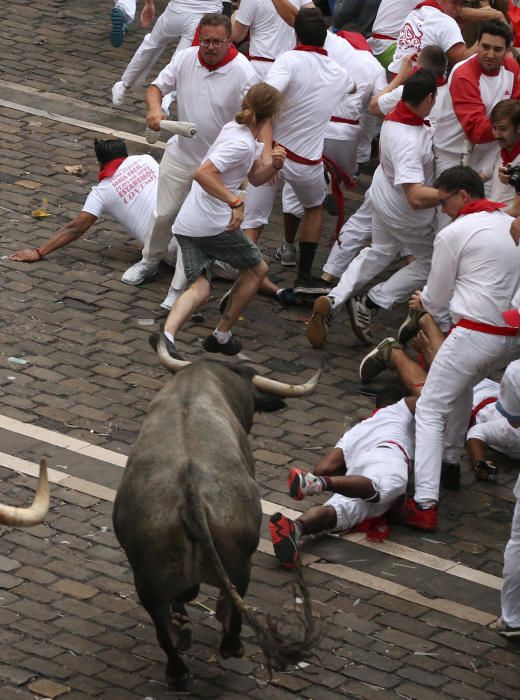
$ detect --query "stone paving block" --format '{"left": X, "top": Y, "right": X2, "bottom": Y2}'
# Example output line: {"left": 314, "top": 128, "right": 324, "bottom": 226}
{"left": 52, "top": 579, "right": 99, "bottom": 600}
{"left": 28, "top": 678, "right": 70, "bottom": 698}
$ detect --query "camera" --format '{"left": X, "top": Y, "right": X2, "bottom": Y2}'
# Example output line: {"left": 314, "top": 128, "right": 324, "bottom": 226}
{"left": 506, "top": 164, "right": 520, "bottom": 193}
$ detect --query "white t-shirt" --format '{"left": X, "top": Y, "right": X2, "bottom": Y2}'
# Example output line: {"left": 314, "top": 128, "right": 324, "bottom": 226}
{"left": 388, "top": 6, "right": 464, "bottom": 74}
{"left": 467, "top": 379, "right": 520, "bottom": 460}
{"left": 421, "top": 209, "right": 520, "bottom": 325}
{"left": 369, "top": 0, "right": 416, "bottom": 56}
{"left": 152, "top": 47, "right": 256, "bottom": 168}
{"left": 266, "top": 48, "right": 352, "bottom": 161}
{"left": 336, "top": 399, "right": 415, "bottom": 465}
{"left": 173, "top": 121, "right": 262, "bottom": 238}
{"left": 82, "top": 155, "right": 158, "bottom": 244}
{"left": 370, "top": 113, "right": 436, "bottom": 229}
{"left": 235, "top": 0, "right": 305, "bottom": 61}
{"left": 325, "top": 31, "right": 387, "bottom": 141}
{"left": 171, "top": 0, "right": 222, "bottom": 14}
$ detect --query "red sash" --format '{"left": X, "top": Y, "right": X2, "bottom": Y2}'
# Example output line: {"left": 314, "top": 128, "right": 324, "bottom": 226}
{"left": 322, "top": 154, "right": 357, "bottom": 241}
{"left": 469, "top": 396, "right": 497, "bottom": 428}
{"left": 453, "top": 318, "right": 518, "bottom": 336}
{"left": 330, "top": 116, "right": 359, "bottom": 125}
{"left": 371, "top": 32, "right": 396, "bottom": 41}
{"left": 281, "top": 145, "right": 322, "bottom": 166}
{"left": 198, "top": 44, "right": 238, "bottom": 71}
{"left": 248, "top": 54, "right": 275, "bottom": 62}
{"left": 98, "top": 157, "right": 126, "bottom": 182}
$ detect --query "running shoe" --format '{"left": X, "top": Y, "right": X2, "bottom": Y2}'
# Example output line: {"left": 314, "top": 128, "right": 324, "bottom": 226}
{"left": 288, "top": 467, "right": 323, "bottom": 500}
{"left": 306, "top": 296, "right": 333, "bottom": 349}
{"left": 389, "top": 496, "right": 437, "bottom": 531}
{"left": 109, "top": 7, "right": 126, "bottom": 47}
{"left": 347, "top": 294, "right": 373, "bottom": 345}
{"left": 397, "top": 309, "right": 426, "bottom": 346}
{"left": 275, "top": 241, "right": 297, "bottom": 267}
{"left": 269, "top": 512, "right": 300, "bottom": 568}
{"left": 359, "top": 337, "right": 401, "bottom": 382}
{"left": 202, "top": 333, "right": 242, "bottom": 356}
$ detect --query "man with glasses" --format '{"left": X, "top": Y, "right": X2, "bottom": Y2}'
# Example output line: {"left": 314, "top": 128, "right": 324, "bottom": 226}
{"left": 120, "top": 13, "right": 256, "bottom": 311}
{"left": 392, "top": 165, "right": 520, "bottom": 531}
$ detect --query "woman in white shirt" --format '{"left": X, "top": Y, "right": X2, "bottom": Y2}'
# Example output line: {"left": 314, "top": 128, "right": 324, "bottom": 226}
{"left": 157, "top": 82, "right": 286, "bottom": 360}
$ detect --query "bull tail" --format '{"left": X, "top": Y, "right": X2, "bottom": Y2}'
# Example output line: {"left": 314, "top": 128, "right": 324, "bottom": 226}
{"left": 0, "top": 459, "right": 49, "bottom": 526}
{"left": 183, "top": 472, "right": 322, "bottom": 673}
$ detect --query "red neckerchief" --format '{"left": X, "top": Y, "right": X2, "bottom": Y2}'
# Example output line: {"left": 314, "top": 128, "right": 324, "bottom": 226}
{"left": 197, "top": 44, "right": 238, "bottom": 71}
{"left": 294, "top": 44, "right": 328, "bottom": 56}
{"left": 501, "top": 140, "right": 520, "bottom": 165}
{"left": 409, "top": 64, "right": 446, "bottom": 87}
{"left": 337, "top": 30, "right": 372, "bottom": 52}
{"left": 384, "top": 100, "right": 430, "bottom": 127}
{"left": 415, "top": 0, "right": 445, "bottom": 12}
{"left": 191, "top": 23, "right": 201, "bottom": 46}
{"left": 457, "top": 199, "right": 507, "bottom": 217}
{"left": 98, "top": 157, "right": 126, "bottom": 182}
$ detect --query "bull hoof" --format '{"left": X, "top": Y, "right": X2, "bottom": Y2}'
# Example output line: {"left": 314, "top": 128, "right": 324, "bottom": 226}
{"left": 166, "top": 670, "right": 191, "bottom": 694}
{"left": 178, "top": 624, "right": 192, "bottom": 653}
{"left": 220, "top": 638, "right": 244, "bottom": 659}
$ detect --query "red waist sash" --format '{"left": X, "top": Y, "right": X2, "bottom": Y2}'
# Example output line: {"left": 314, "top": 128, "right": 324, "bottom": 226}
{"left": 454, "top": 318, "right": 518, "bottom": 336}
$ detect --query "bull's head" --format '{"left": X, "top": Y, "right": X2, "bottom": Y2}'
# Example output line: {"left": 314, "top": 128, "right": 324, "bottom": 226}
{"left": 0, "top": 459, "right": 50, "bottom": 527}
{"left": 152, "top": 333, "right": 321, "bottom": 398}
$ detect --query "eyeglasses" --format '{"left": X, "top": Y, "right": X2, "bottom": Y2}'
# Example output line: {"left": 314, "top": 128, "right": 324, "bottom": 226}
{"left": 439, "top": 190, "right": 460, "bottom": 207}
{"left": 199, "top": 38, "right": 229, "bottom": 47}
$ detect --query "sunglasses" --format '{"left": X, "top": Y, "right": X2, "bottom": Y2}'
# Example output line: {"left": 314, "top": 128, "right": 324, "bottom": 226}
{"left": 439, "top": 190, "right": 460, "bottom": 207}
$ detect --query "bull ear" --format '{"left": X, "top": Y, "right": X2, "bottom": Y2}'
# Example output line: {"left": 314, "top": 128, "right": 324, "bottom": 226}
{"left": 253, "top": 392, "right": 286, "bottom": 413}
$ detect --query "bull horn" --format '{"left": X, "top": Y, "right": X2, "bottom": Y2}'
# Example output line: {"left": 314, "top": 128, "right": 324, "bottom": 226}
{"left": 252, "top": 368, "right": 321, "bottom": 397}
{"left": 0, "top": 459, "right": 49, "bottom": 527}
{"left": 156, "top": 333, "right": 191, "bottom": 372}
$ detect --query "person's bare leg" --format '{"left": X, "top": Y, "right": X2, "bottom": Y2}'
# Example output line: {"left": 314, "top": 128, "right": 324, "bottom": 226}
{"left": 390, "top": 347, "right": 427, "bottom": 397}
{"left": 244, "top": 226, "right": 263, "bottom": 245}
{"left": 296, "top": 505, "right": 337, "bottom": 535}
{"left": 164, "top": 276, "right": 211, "bottom": 336}
{"left": 283, "top": 213, "right": 300, "bottom": 245}
{"left": 217, "top": 261, "right": 268, "bottom": 332}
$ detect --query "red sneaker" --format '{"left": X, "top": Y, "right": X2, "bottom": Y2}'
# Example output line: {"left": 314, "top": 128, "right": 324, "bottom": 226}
{"left": 268, "top": 512, "right": 300, "bottom": 568}
{"left": 390, "top": 497, "right": 437, "bottom": 531}
{"left": 287, "top": 467, "right": 323, "bottom": 500}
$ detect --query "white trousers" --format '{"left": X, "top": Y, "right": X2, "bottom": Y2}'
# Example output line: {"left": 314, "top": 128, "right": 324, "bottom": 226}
{"left": 142, "top": 151, "right": 194, "bottom": 291}
{"left": 357, "top": 112, "right": 380, "bottom": 165}
{"left": 324, "top": 129, "right": 361, "bottom": 177}
{"left": 414, "top": 327, "right": 520, "bottom": 503}
{"left": 121, "top": 4, "right": 201, "bottom": 89}
{"left": 115, "top": 0, "right": 136, "bottom": 22}
{"left": 243, "top": 159, "right": 326, "bottom": 229}
{"left": 329, "top": 209, "right": 435, "bottom": 312}
{"left": 502, "top": 476, "right": 520, "bottom": 627}
{"left": 323, "top": 188, "right": 372, "bottom": 279}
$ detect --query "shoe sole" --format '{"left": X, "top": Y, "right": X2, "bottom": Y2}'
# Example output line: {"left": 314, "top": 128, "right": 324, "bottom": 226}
{"left": 346, "top": 299, "right": 372, "bottom": 346}
{"left": 274, "top": 253, "right": 296, "bottom": 267}
{"left": 268, "top": 513, "right": 300, "bottom": 568}
{"left": 306, "top": 297, "right": 331, "bottom": 349}
{"left": 110, "top": 8, "right": 125, "bottom": 47}
{"left": 288, "top": 468, "right": 304, "bottom": 500}
{"left": 359, "top": 338, "right": 396, "bottom": 383}
{"left": 397, "top": 315, "right": 420, "bottom": 346}
{"left": 496, "top": 626, "right": 520, "bottom": 638}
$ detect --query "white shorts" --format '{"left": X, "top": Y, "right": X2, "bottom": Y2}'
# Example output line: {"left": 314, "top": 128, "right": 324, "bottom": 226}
{"left": 243, "top": 158, "right": 326, "bottom": 229}
{"left": 325, "top": 446, "right": 408, "bottom": 532}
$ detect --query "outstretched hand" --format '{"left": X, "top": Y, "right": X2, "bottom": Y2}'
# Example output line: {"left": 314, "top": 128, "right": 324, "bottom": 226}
{"left": 141, "top": 3, "right": 155, "bottom": 28}
{"left": 10, "top": 249, "right": 41, "bottom": 262}
{"left": 409, "top": 290, "right": 423, "bottom": 311}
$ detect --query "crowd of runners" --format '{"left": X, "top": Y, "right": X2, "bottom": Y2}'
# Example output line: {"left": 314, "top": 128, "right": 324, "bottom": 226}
{"left": 10, "top": 0, "right": 520, "bottom": 639}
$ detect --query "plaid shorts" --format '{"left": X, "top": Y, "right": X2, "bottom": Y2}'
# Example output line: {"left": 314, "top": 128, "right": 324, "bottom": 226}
{"left": 176, "top": 228, "right": 263, "bottom": 286}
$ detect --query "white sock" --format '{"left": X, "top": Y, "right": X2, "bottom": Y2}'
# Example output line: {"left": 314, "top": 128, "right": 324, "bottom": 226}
{"left": 213, "top": 328, "right": 231, "bottom": 344}
{"left": 165, "top": 331, "right": 175, "bottom": 344}
{"left": 293, "top": 520, "right": 303, "bottom": 544}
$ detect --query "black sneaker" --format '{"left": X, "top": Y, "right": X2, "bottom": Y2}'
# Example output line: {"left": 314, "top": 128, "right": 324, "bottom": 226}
{"left": 496, "top": 616, "right": 520, "bottom": 638}
{"left": 440, "top": 461, "right": 460, "bottom": 490}
{"left": 148, "top": 332, "right": 185, "bottom": 360}
{"left": 277, "top": 288, "right": 297, "bottom": 306}
{"left": 202, "top": 333, "right": 242, "bottom": 356}
{"left": 347, "top": 294, "right": 373, "bottom": 345}
{"left": 294, "top": 277, "right": 333, "bottom": 295}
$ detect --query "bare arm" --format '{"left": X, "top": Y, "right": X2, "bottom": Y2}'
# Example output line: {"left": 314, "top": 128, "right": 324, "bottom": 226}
{"left": 141, "top": 0, "right": 155, "bottom": 28}
{"left": 231, "top": 19, "right": 250, "bottom": 44}
{"left": 402, "top": 183, "right": 441, "bottom": 209}
{"left": 466, "top": 437, "right": 488, "bottom": 465}
{"left": 270, "top": 0, "right": 313, "bottom": 27}
{"left": 145, "top": 84, "right": 165, "bottom": 130}
{"left": 459, "top": 5, "right": 507, "bottom": 26}
{"left": 9, "top": 212, "right": 97, "bottom": 262}
{"left": 369, "top": 54, "right": 415, "bottom": 117}
{"left": 446, "top": 41, "right": 477, "bottom": 68}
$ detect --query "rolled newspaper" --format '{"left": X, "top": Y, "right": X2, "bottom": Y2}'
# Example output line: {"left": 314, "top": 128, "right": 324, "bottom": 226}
{"left": 145, "top": 120, "right": 198, "bottom": 143}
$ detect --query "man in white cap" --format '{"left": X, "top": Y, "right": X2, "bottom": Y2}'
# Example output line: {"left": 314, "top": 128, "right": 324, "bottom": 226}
{"left": 494, "top": 360, "right": 520, "bottom": 638}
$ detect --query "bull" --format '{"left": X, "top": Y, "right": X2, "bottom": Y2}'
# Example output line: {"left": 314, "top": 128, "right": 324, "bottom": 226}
{"left": 0, "top": 459, "right": 49, "bottom": 527}
{"left": 113, "top": 335, "right": 321, "bottom": 690}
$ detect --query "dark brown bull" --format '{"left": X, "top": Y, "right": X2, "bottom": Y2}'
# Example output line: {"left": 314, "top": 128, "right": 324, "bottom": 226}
{"left": 0, "top": 459, "right": 49, "bottom": 526}
{"left": 113, "top": 336, "right": 321, "bottom": 690}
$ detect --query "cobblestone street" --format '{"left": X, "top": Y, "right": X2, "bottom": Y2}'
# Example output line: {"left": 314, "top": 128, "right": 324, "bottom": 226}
{"left": 0, "top": 1, "right": 519, "bottom": 698}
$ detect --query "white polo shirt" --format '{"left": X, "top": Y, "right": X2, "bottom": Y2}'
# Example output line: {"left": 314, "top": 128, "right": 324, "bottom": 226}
{"left": 336, "top": 399, "right": 415, "bottom": 465}
{"left": 433, "top": 55, "right": 520, "bottom": 173}
{"left": 266, "top": 48, "right": 352, "bottom": 161}
{"left": 82, "top": 155, "right": 158, "bottom": 245}
{"left": 369, "top": 0, "right": 416, "bottom": 56}
{"left": 388, "top": 5, "right": 464, "bottom": 74}
{"left": 370, "top": 110, "right": 436, "bottom": 229}
{"left": 421, "top": 209, "right": 520, "bottom": 325}
{"left": 325, "top": 32, "right": 387, "bottom": 141}
{"left": 173, "top": 121, "right": 262, "bottom": 238}
{"left": 235, "top": 0, "right": 306, "bottom": 64}
{"left": 152, "top": 46, "right": 256, "bottom": 169}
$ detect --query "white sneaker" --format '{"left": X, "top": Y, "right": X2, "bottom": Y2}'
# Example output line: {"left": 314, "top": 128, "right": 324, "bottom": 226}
{"left": 160, "top": 286, "right": 182, "bottom": 311}
{"left": 112, "top": 81, "right": 127, "bottom": 106}
{"left": 121, "top": 260, "right": 158, "bottom": 285}
{"left": 275, "top": 241, "right": 297, "bottom": 266}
